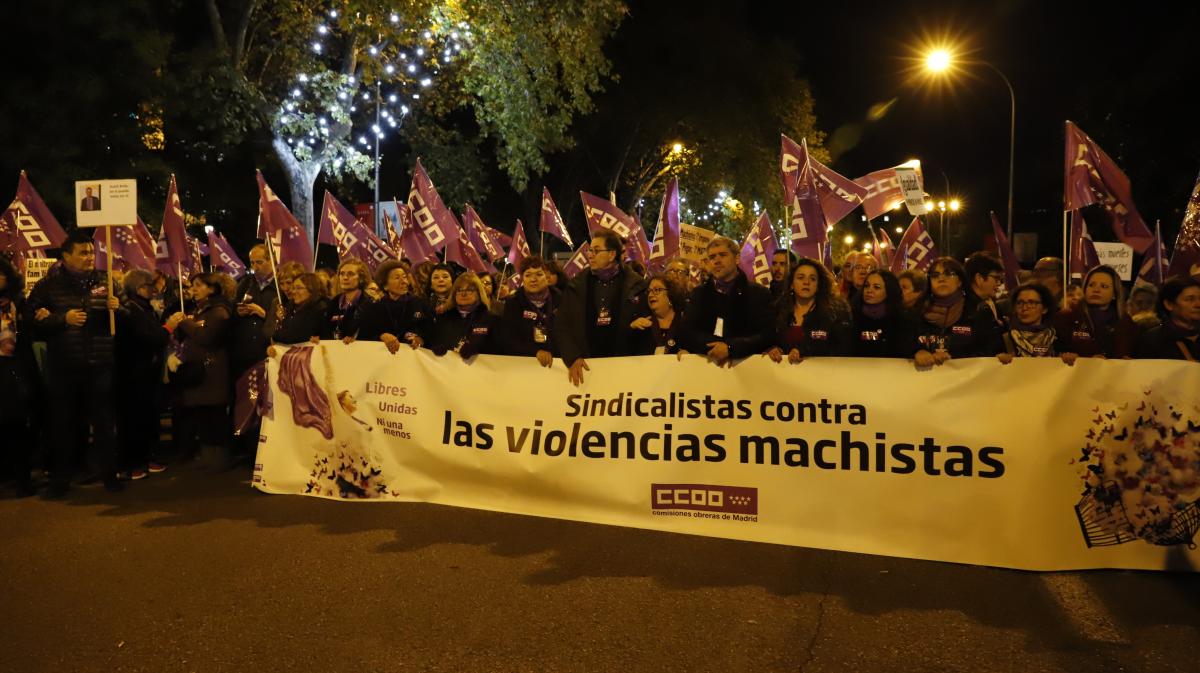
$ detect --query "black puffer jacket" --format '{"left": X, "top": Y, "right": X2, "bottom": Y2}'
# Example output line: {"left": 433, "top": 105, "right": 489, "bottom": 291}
{"left": 26, "top": 262, "right": 115, "bottom": 369}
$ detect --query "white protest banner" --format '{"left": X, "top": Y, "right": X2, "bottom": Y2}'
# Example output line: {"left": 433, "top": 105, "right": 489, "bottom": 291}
{"left": 255, "top": 348, "right": 1200, "bottom": 572}
{"left": 894, "top": 165, "right": 928, "bottom": 216}
{"left": 677, "top": 222, "right": 716, "bottom": 262}
{"left": 22, "top": 257, "right": 55, "bottom": 295}
{"left": 1094, "top": 242, "right": 1134, "bottom": 280}
{"left": 74, "top": 179, "right": 137, "bottom": 228}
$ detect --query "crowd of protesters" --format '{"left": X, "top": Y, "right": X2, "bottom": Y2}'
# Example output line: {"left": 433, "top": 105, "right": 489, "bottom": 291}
{"left": 2, "top": 226, "right": 1198, "bottom": 498}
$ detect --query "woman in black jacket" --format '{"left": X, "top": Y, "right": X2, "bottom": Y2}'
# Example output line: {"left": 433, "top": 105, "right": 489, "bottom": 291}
{"left": 766, "top": 257, "right": 851, "bottom": 363}
{"left": 115, "top": 269, "right": 170, "bottom": 479}
{"left": 0, "top": 256, "right": 40, "bottom": 496}
{"left": 911, "top": 257, "right": 998, "bottom": 368}
{"left": 323, "top": 259, "right": 371, "bottom": 340}
{"left": 629, "top": 274, "right": 688, "bottom": 356}
{"left": 429, "top": 272, "right": 497, "bottom": 358}
{"left": 849, "top": 269, "right": 911, "bottom": 358}
{"left": 499, "top": 256, "right": 557, "bottom": 366}
{"left": 165, "top": 272, "right": 234, "bottom": 466}
{"left": 997, "top": 282, "right": 1066, "bottom": 363}
{"left": 271, "top": 272, "right": 329, "bottom": 346}
{"left": 1135, "top": 275, "right": 1200, "bottom": 361}
{"left": 356, "top": 260, "right": 429, "bottom": 353}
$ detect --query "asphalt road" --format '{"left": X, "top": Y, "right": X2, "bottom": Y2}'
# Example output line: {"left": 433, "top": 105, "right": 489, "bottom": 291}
{"left": 2, "top": 467, "right": 1198, "bottom": 673}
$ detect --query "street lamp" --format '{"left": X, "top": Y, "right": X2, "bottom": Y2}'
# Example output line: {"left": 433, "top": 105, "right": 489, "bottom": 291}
{"left": 921, "top": 47, "right": 1016, "bottom": 242}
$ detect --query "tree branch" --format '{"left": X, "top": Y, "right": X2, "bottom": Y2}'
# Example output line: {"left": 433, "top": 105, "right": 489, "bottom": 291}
{"left": 204, "top": 0, "right": 229, "bottom": 58}
{"left": 232, "top": 0, "right": 259, "bottom": 66}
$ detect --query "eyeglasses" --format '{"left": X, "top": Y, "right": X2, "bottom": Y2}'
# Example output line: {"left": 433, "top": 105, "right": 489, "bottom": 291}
{"left": 852, "top": 265, "right": 875, "bottom": 272}
{"left": 587, "top": 247, "right": 612, "bottom": 255}
{"left": 1014, "top": 300, "right": 1043, "bottom": 308}
{"left": 455, "top": 288, "right": 478, "bottom": 295}
{"left": 988, "top": 274, "right": 1005, "bottom": 282}
{"left": 928, "top": 271, "right": 955, "bottom": 280}
{"left": 647, "top": 287, "right": 667, "bottom": 295}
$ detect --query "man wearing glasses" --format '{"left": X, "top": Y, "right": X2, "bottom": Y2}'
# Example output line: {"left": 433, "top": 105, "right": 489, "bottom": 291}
{"left": 554, "top": 229, "right": 649, "bottom": 386}
{"left": 681, "top": 236, "right": 773, "bottom": 367}
{"left": 230, "top": 244, "right": 280, "bottom": 461}
{"left": 964, "top": 251, "right": 1010, "bottom": 349}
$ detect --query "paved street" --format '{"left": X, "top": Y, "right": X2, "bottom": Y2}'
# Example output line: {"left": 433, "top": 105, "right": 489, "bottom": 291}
{"left": 2, "top": 467, "right": 1198, "bottom": 673}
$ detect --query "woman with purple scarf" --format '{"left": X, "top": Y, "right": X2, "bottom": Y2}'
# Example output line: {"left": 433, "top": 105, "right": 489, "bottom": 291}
{"left": 499, "top": 256, "right": 557, "bottom": 366}
{"left": 356, "top": 260, "right": 429, "bottom": 353}
{"left": 322, "top": 259, "right": 371, "bottom": 341}
{"left": 849, "top": 269, "right": 912, "bottom": 358}
{"left": 911, "top": 257, "right": 1000, "bottom": 368}
{"left": 765, "top": 257, "right": 851, "bottom": 363}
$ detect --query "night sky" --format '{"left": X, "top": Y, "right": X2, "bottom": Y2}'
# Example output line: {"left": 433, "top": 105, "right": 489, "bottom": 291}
{"left": 604, "top": 0, "right": 1198, "bottom": 254}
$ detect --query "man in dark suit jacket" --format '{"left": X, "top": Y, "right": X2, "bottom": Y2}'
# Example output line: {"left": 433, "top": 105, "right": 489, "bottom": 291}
{"left": 682, "top": 235, "right": 774, "bottom": 365}
{"left": 80, "top": 187, "right": 101, "bottom": 211}
{"left": 554, "top": 229, "right": 649, "bottom": 385}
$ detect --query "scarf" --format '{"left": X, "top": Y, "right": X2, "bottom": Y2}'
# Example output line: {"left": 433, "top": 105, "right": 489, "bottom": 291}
{"left": 861, "top": 302, "right": 888, "bottom": 320}
{"left": 526, "top": 287, "right": 551, "bottom": 307}
{"left": 457, "top": 300, "right": 481, "bottom": 317}
{"left": 592, "top": 264, "right": 620, "bottom": 282}
{"left": 923, "top": 291, "right": 964, "bottom": 327}
{"left": 1009, "top": 326, "right": 1057, "bottom": 357}
{"left": 714, "top": 275, "right": 737, "bottom": 295}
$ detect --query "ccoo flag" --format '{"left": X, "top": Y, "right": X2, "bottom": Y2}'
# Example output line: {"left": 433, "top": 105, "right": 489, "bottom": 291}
{"left": 1166, "top": 171, "right": 1200, "bottom": 280}
{"left": 580, "top": 192, "right": 637, "bottom": 240}
{"left": 0, "top": 171, "right": 67, "bottom": 253}
{"left": 1063, "top": 121, "right": 1153, "bottom": 253}
{"left": 781, "top": 135, "right": 867, "bottom": 225}
{"left": 255, "top": 170, "right": 314, "bottom": 269}
{"left": 539, "top": 188, "right": 574, "bottom": 248}
{"left": 889, "top": 218, "right": 939, "bottom": 273}
{"left": 648, "top": 177, "right": 681, "bottom": 273}
{"left": 407, "top": 159, "right": 459, "bottom": 252}
{"left": 208, "top": 231, "right": 247, "bottom": 278}
{"left": 739, "top": 212, "right": 778, "bottom": 286}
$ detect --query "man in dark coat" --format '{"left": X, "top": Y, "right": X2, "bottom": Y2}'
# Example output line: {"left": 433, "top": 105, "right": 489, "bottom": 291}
{"left": 682, "top": 235, "right": 774, "bottom": 365}
{"left": 26, "top": 229, "right": 122, "bottom": 495}
{"left": 229, "top": 244, "right": 278, "bottom": 463}
{"left": 554, "top": 229, "right": 649, "bottom": 385}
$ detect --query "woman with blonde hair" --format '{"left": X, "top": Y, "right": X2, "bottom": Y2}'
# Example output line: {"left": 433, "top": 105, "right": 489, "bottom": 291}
{"left": 429, "top": 272, "right": 497, "bottom": 358}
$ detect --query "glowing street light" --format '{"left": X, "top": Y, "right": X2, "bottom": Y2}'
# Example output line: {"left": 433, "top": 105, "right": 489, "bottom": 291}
{"left": 949, "top": 199, "right": 961, "bottom": 212}
{"left": 843, "top": 234, "right": 855, "bottom": 245}
{"left": 671, "top": 142, "right": 683, "bottom": 154}
{"left": 922, "top": 45, "right": 1016, "bottom": 241}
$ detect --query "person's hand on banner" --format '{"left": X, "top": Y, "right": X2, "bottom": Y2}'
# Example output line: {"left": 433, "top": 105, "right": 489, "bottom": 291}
{"left": 997, "top": 352, "right": 1014, "bottom": 365}
{"left": 705, "top": 341, "right": 730, "bottom": 365}
{"left": 676, "top": 350, "right": 688, "bottom": 361}
{"left": 267, "top": 345, "right": 278, "bottom": 359}
{"left": 65, "top": 309, "right": 87, "bottom": 327}
{"left": 568, "top": 358, "right": 589, "bottom": 386}
{"left": 1060, "top": 352, "right": 1079, "bottom": 366}
{"left": 380, "top": 332, "right": 402, "bottom": 354}
{"left": 765, "top": 346, "right": 783, "bottom": 363}
{"left": 309, "top": 336, "right": 321, "bottom": 344}
{"left": 536, "top": 349, "right": 553, "bottom": 368}
{"left": 787, "top": 348, "right": 803, "bottom": 364}
{"left": 342, "top": 336, "right": 356, "bottom": 345}
{"left": 932, "top": 349, "right": 951, "bottom": 365}
{"left": 913, "top": 349, "right": 935, "bottom": 369}
{"left": 405, "top": 333, "right": 423, "bottom": 350}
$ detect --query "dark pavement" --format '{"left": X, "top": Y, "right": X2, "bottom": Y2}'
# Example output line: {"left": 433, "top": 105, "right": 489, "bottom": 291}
{"left": 2, "top": 467, "right": 1198, "bottom": 673}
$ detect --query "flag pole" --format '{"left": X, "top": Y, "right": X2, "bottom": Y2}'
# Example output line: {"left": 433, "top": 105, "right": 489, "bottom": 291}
{"left": 1155, "top": 219, "right": 1163, "bottom": 285}
{"left": 260, "top": 212, "right": 285, "bottom": 310}
{"left": 1062, "top": 210, "right": 1069, "bottom": 295}
{"left": 105, "top": 226, "right": 115, "bottom": 335}
{"left": 540, "top": 231, "right": 544, "bottom": 257}
{"left": 176, "top": 261, "right": 185, "bottom": 313}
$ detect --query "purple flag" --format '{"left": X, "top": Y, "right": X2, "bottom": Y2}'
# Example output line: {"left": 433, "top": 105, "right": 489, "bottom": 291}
{"left": 233, "top": 360, "right": 272, "bottom": 437}
{"left": 0, "top": 171, "right": 67, "bottom": 252}
{"left": 876, "top": 226, "right": 896, "bottom": 268}
{"left": 580, "top": 191, "right": 637, "bottom": 240}
{"left": 94, "top": 223, "right": 155, "bottom": 272}
{"left": 256, "top": 170, "right": 314, "bottom": 269}
{"left": 1068, "top": 210, "right": 1101, "bottom": 279}
{"left": 562, "top": 243, "right": 591, "bottom": 280}
{"left": 208, "top": 231, "right": 247, "bottom": 278}
{"left": 1137, "top": 221, "right": 1170, "bottom": 287}
{"left": 625, "top": 215, "right": 651, "bottom": 266}
{"left": 855, "top": 164, "right": 923, "bottom": 220}
{"left": 160, "top": 175, "right": 196, "bottom": 275}
{"left": 447, "top": 224, "right": 494, "bottom": 274}
{"left": 1167, "top": 171, "right": 1200, "bottom": 280}
{"left": 383, "top": 208, "right": 403, "bottom": 257}
{"left": 789, "top": 158, "right": 829, "bottom": 258}
{"left": 398, "top": 205, "right": 436, "bottom": 265}
{"left": 889, "top": 218, "right": 938, "bottom": 273}
{"left": 464, "top": 206, "right": 505, "bottom": 262}
{"left": 739, "top": 212, "right": 777, "bottom": 286}
{"left": 539, "top": 188, "right": 574, "bottom": 248}
{"left": 782, "top": 136, "right": 867, "bottom": 225}
{"left": 1064, "top": 121, "right": 1153, "bottom": 253}
{"left": 989, "top": 212, "right": 1021, "bottom": 294}
{"left": 318, "top": 190, "right": 365, "bottom": 262}
{"left": 648, "top": 177, "right": 681, "bottom": 273}
{"left": 507, "top": 219, "right": 532, "bottom": 269}
{"left": 407, "top": 159, "right": 459, "bottom": 252}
